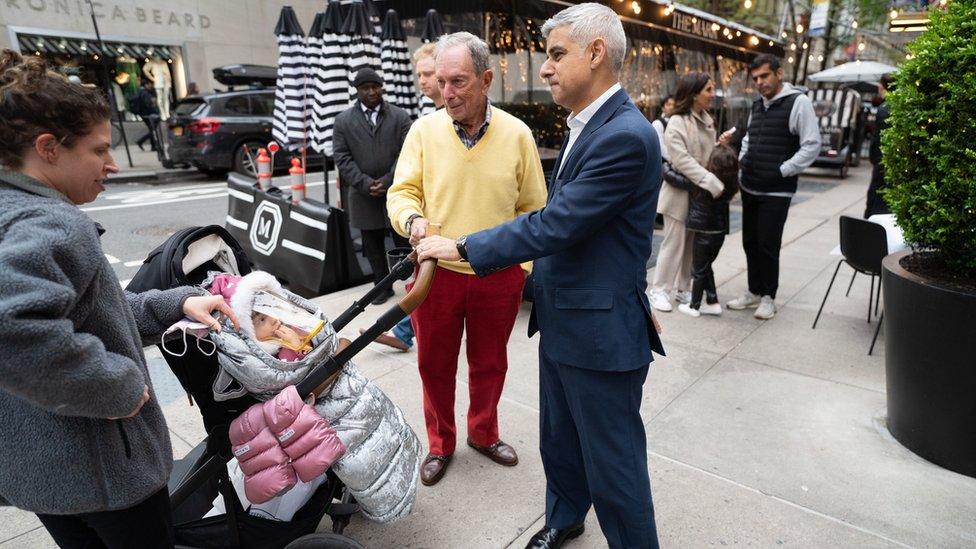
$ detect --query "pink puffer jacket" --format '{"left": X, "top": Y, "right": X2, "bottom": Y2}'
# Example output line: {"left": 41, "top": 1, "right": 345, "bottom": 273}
{"left": 265, "top": 386, "right": 347, "bottom": 482}
{"left": 229, "top": 404, "right": 296, "bottom": 504}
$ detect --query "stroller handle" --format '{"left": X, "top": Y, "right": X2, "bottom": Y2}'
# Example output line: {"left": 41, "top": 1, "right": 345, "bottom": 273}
{"left": 296, "top": 225, "right": 440, "bottom": 398}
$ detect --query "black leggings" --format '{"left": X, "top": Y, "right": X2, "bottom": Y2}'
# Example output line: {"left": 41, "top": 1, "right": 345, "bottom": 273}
{"left": 690, "top": 231, "right": 726, "bottom": 308}
{"left": 37, "top": 487, "right": 174, "bottom": 549}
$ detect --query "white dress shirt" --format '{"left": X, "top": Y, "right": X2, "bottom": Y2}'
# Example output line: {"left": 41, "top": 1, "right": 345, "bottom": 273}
{"left": 557, "top": 82, "right": 622, "bottom": 177}
{"left": 360, "top": 102, "right": 379, "bottom": 126}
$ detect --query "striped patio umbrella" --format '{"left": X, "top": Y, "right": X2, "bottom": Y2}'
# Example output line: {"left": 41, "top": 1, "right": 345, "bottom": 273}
{"left": 380, "top": 10, "right": 420, "bottom": 119}
{"left": 421, "top": 8, "right": 445, "bottom": 43}
{"left": 341, "top": 0, "right": 382, "bottom": 104}
{"left": 271, "top": 6, "right": 307, "bottom": 151}
{"left": 308, "top": 0, "right": 351, "bottom": 156}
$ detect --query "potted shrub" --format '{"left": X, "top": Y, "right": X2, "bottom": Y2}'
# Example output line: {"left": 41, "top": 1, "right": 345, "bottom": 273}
{"left": 880, "top": 0, "right": 976, "bottom": 478}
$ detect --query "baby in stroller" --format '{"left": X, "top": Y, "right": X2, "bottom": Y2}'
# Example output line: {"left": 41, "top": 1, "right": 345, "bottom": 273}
{"left": 167, "top": 269, "right": 421, "bottom": 524}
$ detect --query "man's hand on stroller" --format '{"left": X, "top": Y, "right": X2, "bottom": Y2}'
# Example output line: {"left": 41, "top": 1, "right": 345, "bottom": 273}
{"left": 183, "top": 294, "right": 240, "bottom": 333}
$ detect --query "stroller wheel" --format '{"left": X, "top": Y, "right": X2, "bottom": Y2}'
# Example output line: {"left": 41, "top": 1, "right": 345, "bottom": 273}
{"left": 284, "top": 533, "right": 365, "bottom": 549}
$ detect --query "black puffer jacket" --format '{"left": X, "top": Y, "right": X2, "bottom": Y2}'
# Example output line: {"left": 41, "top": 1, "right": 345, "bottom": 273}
{"left": 665, "top": 162, "right": 738, "bottom": 234}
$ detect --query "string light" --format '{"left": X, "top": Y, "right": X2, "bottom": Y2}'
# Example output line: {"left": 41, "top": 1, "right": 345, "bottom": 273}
{"left": 712, "top": 23, "right": 721, "bottom": 31}
{"left": 743, "top": 0, "right": 752, "bottom": 8}
{"left": 788, "top": 56, "right": 794, "bottom": 63}
{"left": 796, "top": 23, "right": 805, "bottom": 33}
{"left": 802, "top": 42, "right": 809, "bottom": 49}
{"left": 852, "top": 20, "right": 859, "bottom": 29}
{"left": 735, "top": 30, "right": 741, "bottom": 37}
{"left": 631, "top": 1, "right": 641, "bottom": 14}
{"left": 781, "top": 31, "right": 788, "bottom": 38}
{"left": 749, "top": 36, "right": 760, "bottom": 46}
{"left": 817, "top": 54, "right": 824, "bottom": 62}
{"left": 890, "top": 9, "right": 899, "bottom": 19}
{"left": 858, "top": 42, "right": 866, "bottom": 51}
{"left": 768, "top": 40, "right": 774, "bottom": 46}
{"left": 790, "top": 43, "right": 796, "bottom": 50}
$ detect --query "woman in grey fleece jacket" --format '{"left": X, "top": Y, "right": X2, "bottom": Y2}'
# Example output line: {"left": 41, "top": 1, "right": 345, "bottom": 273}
{"left": 0, "top": 50, "right": 236, "bottom": 548}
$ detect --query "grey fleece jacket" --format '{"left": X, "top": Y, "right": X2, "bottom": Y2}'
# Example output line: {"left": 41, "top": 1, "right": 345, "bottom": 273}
{"left": 0, "top": 170, "right": 199, "bottom": 515}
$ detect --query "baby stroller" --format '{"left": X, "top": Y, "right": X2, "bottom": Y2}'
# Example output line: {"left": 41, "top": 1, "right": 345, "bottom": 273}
{"left": 127, "top": 225, "right": 435, "bottom": 548}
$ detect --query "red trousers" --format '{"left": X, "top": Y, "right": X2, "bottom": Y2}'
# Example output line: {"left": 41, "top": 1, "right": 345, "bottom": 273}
{"left": 410, "top": 265, "right": 524, "bottom": 456}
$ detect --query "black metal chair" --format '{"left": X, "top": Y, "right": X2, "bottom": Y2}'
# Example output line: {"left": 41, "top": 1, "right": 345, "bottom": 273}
{"left": 812, "top": 215, "right": 888, "bottom": 354}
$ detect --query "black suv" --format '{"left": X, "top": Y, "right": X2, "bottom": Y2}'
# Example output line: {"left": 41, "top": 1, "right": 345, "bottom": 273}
{"left": 167, "top": 89, "right": 322, "bottom": 176}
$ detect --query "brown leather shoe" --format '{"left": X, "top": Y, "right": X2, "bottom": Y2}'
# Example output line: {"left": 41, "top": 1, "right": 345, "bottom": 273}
{"left": 420, "top": 453, "right": 452, "bottom": 486}
{"left": 467, "top": 439, "right": 519, "bottom": 466}
{"left": 360, "top": 328, "right": 409, "bottom": 351}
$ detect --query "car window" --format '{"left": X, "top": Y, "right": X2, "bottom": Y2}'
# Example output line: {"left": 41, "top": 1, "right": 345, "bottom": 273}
{"left": 174, "top": 99, "right": 205, "bottom": 116}
{"left": 214, "top": 95, "right": 252, "bottom": 116}
{"left": 250, "top": 94, "right": 275, "bottom": 116}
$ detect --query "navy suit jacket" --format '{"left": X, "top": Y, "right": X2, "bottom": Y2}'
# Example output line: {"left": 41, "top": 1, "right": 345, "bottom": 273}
{"left": 466, "top": 88, "right": 665, "bottom": 372}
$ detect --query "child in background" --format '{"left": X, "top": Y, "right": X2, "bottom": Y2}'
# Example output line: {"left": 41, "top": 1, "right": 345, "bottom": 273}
{"left": 679, "top": 145, "right": 740, "bottom": 317}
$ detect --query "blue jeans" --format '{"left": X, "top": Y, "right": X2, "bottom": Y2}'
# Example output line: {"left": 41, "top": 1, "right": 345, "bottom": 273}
{"left": 392, "top": 316, "right": 414, "bottom": 347}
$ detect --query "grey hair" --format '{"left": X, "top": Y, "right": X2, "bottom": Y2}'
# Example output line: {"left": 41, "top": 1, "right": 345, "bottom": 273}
{"left": 434, "top": 32, "right": 491, "bottom": 75}
{"left": 541, "top": 3, "right": 627, "bottom": 72}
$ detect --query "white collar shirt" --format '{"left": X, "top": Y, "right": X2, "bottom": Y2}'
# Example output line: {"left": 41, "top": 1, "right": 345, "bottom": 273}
{"left": 558, "top": 82, "right": 622, "bottom": 177}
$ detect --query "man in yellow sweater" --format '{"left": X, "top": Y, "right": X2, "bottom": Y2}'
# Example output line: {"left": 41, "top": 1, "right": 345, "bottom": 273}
{"left": 387, "top": 31, "right": 547, "bottom": 487}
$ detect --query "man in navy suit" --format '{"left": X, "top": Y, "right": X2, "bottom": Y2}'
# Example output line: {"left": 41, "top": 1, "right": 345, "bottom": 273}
{"left": 417, "top": 4, "right": 664, "bottom": 547}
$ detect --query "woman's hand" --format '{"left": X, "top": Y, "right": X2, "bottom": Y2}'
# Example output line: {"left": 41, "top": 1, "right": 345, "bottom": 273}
{"left": 183, "top": 294, "right": 239, "bottom": 333}
{"left": 717, "top": 127, "right": 735, "bottom": 147}
{"left": 111, "top": 384, "right": 150, "bottom": 419}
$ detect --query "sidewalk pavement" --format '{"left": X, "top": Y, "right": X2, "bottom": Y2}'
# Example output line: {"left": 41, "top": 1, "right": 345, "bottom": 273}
{"left": 3, "top": 163, "right": 976, "bottom": 548}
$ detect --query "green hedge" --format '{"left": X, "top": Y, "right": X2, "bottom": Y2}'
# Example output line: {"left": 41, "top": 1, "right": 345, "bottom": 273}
{"left": 881, "top": 0, "right": 976, "bottom": 275}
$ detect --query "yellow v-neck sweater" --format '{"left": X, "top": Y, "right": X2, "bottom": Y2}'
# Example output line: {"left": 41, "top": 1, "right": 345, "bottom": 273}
{"left": 388, "top": 106, "right": 547, "bottom": 274}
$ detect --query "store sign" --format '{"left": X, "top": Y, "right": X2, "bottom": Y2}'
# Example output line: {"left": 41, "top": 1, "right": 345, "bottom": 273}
{"left": 2, "top": 1, "right": 211, "bottom": 30}
{"left": 808, "top": 0, "right": 830, "bottom": 37}
{"left": 670, "top": 12, "right": 720, "bottom": 41}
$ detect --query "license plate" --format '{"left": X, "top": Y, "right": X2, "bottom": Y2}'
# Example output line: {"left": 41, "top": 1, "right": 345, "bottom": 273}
{"left": 173, "top": 126, "right": 183, "bottom": 136}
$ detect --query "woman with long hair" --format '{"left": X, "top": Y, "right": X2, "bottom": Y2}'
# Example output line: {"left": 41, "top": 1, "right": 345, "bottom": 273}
{"left": 0, "top": 49, "right": 237, "bottom": 548}
{"left": 650, "top": 72, "right": 730, "bottom": 312}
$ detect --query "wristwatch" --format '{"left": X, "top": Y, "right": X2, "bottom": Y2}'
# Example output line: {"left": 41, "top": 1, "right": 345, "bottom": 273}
{"left": 456, "top": 234, "right": 469, "bottom": 261}
{"left": 405, "top": 214, "right": 422, "bottom": 234}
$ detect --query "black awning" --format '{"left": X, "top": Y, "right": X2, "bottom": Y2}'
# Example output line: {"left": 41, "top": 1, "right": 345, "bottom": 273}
{"left": 15, "top": 34, "right": 180, "bottom": 61}
{"left": 379, "top": 0, "right": 784, "bottom": 61}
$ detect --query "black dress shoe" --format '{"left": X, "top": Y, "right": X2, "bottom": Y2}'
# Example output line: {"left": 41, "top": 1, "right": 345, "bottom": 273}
{"left": 525, "top": 524, "right": 584, "bottom": 548}
{"left": 371, "top": 288, "right": 394, "bottom": 305}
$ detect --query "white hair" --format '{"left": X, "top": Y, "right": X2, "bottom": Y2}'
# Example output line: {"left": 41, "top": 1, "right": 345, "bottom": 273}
{"left": 541, "top": 3, "right": 627, "bottom": 72}
{"left": 434, "top": 32, "right": 491, "bottom": 75}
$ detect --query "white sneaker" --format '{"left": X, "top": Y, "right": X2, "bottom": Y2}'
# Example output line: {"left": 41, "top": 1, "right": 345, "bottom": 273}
{"left": 754, "top": 296, "right": 776, "bottom": 319}
{"left": 675, "top": 290, "right": 692, "bottom": 305}
{"left": 699, "top": 302, "right": 723, "bottom": 316}
{"left": 650, "top": 290, "right": 673, "bottom": 312}
{"left": 677, "top": 303, "right": 701, "bottom": 317}
{"left": 727, "top": 292, "right": 761, "bottom": 310}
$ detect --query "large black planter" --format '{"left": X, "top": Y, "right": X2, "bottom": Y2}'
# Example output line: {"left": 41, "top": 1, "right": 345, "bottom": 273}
{"left": 883, "top": 250, "right": 976, "bottom": 478}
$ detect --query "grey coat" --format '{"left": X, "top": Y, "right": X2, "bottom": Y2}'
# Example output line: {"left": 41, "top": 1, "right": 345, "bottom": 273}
{"left": 333, "top": 101, "right": 413, "bottom": 230}
{"left": 0, "top": 171, "right": 199, "bottom": 514}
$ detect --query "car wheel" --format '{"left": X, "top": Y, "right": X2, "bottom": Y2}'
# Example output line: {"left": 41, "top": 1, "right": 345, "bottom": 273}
{"left": 233, "top": 142, "right": 264, "bottom": 177}
{"left": 283, "top": 533, "right": 365, "bottom": 549}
